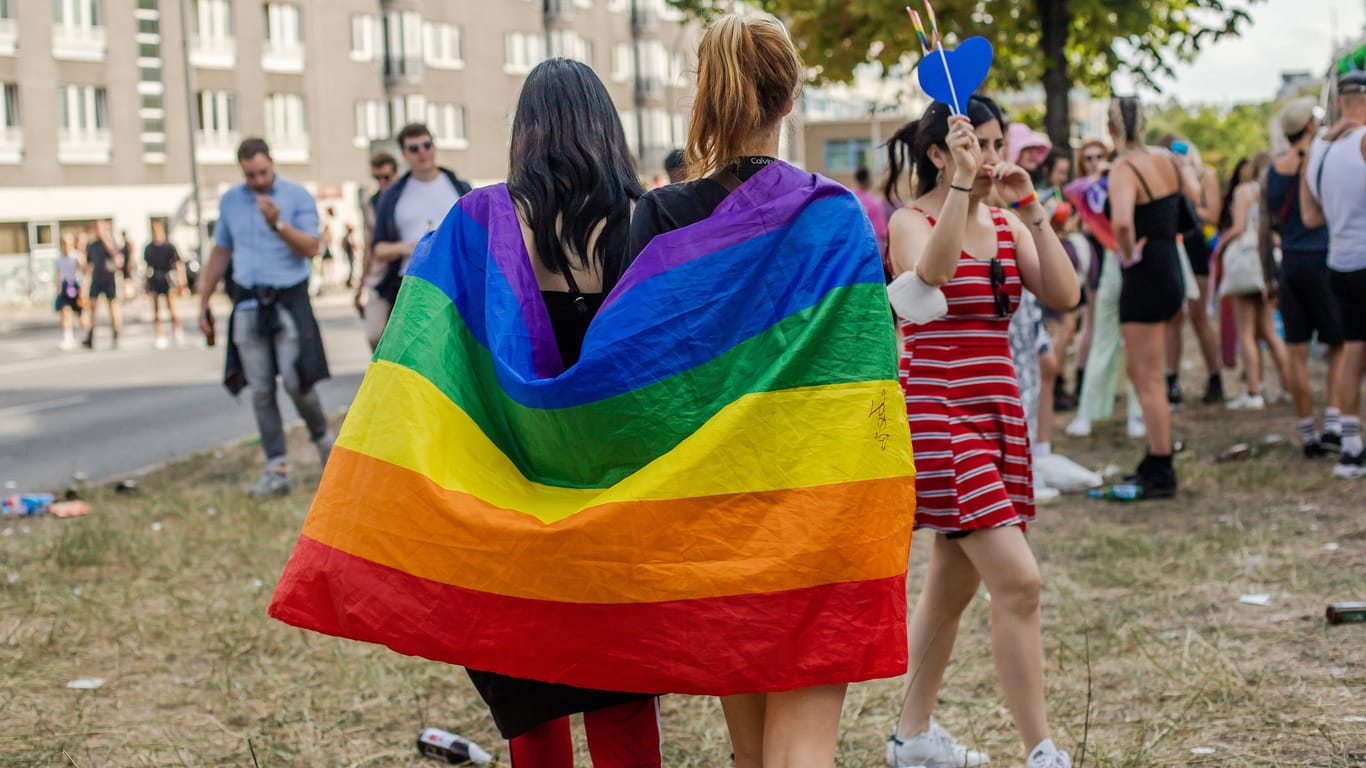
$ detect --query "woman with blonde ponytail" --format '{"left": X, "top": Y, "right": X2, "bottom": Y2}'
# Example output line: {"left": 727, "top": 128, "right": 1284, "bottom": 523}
{"left": 624, "top": 13, "right": 916, "bottom": 768}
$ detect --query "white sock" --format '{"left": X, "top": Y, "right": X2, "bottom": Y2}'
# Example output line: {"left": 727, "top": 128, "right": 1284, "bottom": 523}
{"left": 1325, "top": 408, "right": 1342, "bottom": 436}
{"left": 1342, "top": 416, "right": 1363, "bottom": 456}
{"left": 1299, "top": 417, "right": 1319, "bottom": 446}
{"left": 1034, "top": 441, "right": 1052, "bottom": 458}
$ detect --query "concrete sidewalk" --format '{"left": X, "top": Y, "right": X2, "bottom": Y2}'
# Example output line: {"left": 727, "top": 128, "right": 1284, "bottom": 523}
{"left": 0, "top": 289, "right": 355, "bottom": 335}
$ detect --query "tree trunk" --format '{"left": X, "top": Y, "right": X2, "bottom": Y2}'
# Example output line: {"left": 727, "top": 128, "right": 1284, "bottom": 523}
{"left": 1036, "top": 0, "right": 1072, "bottom": 149}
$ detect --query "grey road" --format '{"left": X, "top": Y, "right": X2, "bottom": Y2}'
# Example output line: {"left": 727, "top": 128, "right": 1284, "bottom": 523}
{"left": 0, "top": 294, "right": 371, "bottom": 491}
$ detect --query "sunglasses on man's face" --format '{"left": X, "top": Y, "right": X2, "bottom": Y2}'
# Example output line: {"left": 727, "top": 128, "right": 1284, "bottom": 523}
{"left": 1083, "top": 153, "right": 1104, "bottom": 162}
{"left": 406, "top": 140, "right": 434, "bottom": 154}
{"left": 373, "top": 173, "right": 394, "bottom": 184}
{"left": 989, "top": 257, "right": 1010, "bottom": 317}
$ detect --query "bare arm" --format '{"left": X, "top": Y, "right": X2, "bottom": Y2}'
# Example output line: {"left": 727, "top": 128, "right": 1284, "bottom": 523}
{"left": 198, "top": 245, "right": 231, "bottom": 311}
{"left": 893, "top": 114, "right": 981, "bottom": 286}
{"left": 1008, "top": 204, "right": 1079, "bottom": 311}
{"left": 1109, "top": 163, "right": 1140, "bottom": 264}
{"left": 1223, "top": 184, "right": 1254, "bottom": 242}
{"left": 373, "top": 239, "right": 418, "bottom": 262}
{"left": 1197, "top": 167, "right": 1220, "bottom": 225}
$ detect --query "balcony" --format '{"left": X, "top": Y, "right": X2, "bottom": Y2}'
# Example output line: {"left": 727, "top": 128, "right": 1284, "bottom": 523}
{"left": 267, "top": 134, "right": 309, "bottom": 164}
{"left": 57, "top": 129, "right": 111, "bottom": 164}
{"left": 0, "top": 18, "right": 16, "bottom": 56}
{"left": 384, "top": 55, "right": 424, "bottom": 85}
{"left": 262, "top": 41, "right": 305, "bottom": 73}
{"left": 52, "top": 25, "right": 107, "bottom": 62}
{"left": 545, "top": 0, "right": 575, "bottom": 23}
{"left": 0, "top": 127, "right": 21, "bottom": 164}
{"left": 190, "top": 37, "right": 236, "bottom": 69}
{"left": 196, "top": 130, "right": 240, "bottom": 165}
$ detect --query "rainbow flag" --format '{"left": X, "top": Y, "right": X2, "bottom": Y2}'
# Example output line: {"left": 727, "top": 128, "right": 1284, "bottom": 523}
{"left": 269, "top": 161, "right": 916, "bottom": 695}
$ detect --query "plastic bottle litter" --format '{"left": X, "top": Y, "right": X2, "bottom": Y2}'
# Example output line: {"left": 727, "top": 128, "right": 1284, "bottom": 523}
{"left": 1216, "top": 443, "right": 1251, "bottom": 462}
{"left": 1, "top": 494, "right": 54, "bottom": 518}
{"left": 1086, "top": 483, "right": 1144, "bottom": 501}
{"left": 1327, "top": 602, "right": 1366, "bottom": 625}
{"left": 416, "top": 728, "right": 493, "bottom": 765}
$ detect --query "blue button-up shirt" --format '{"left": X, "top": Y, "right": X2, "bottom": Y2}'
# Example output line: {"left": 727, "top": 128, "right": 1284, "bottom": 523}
{"left": 214, "top": 175, "right": 320, "bottom": 290}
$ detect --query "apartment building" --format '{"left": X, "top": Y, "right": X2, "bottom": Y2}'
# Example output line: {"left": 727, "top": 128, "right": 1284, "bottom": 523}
{"left": 0, "top": 0, "right": 699, "bottom": 303}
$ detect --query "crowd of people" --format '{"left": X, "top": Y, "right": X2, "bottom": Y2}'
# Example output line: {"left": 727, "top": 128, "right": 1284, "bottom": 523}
{"left": 61, "top": 9, "right": 1357, "bottom": 765}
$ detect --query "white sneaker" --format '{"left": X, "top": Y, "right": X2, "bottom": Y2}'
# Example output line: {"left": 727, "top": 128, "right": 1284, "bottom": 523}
{"left": 1064, "top": 417, "right": 1092, "bottom": 437}
{"left": 172, "top": 327, "right": 185, "bottom": 346}
{"left": 1035, "top": 479, "right": 1061, "bottom": 504}
{"left": 1126, "top": 413, "right": 1146, "bottom": 439}
{"left": 886, "top": 719, "right": 989, "bottom": 768}
{"left": 1035, "top": 453, "right": 1103, "bottom": 492}
{"left": 247, "top": 468, "right": 292, "bottom": 498}
{"left": 154, "top": 335, "right": 169, "bottom": 350}
{"left": 59, "top": 335, "right": 76, "bottom": 351}
{"left": 1026, "top": 739, "right": 1071, "bottom": 768}
{"left": 1226, "top": 393, "right": 1265, "bottom": 411}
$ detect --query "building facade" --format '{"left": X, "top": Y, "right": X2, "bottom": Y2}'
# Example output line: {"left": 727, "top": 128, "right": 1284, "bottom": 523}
{"left": 0, "top": 0, "right": 698, "bottom": 304}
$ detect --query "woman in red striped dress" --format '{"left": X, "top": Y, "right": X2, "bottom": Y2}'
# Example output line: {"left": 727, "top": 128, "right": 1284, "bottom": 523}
{"left": 884, "top": 98, "right": 1080, "bottom": 768}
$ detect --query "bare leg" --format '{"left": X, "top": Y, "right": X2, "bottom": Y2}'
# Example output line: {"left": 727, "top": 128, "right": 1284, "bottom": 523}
{"left": 109, "top": 296, "right": 122, "bottom": 334}
{"left": 1165, "top": 312, "right": 1183, "bottom": 376}
{"left": 1190, "top": 277, "right": 1221, "bottom": 378}
{"left": 1232, "top": 296, "right": 1262, "bottom": 396}
{"left": 166, "top": 292, "right": 181, "bottom": 329}
{"left": 150, "top": 293, "right": 162, "bottom": 338}
{"left": 1038, "top": 348, "right": 1059, "bottom": 442}
{"left": 722, "top": 694, "right": 767, "bottom": 768}
{"left": 1338, "top": 342, "right": 1364, "bottom": 424}
{"left": 958, "top": 526, "right": 1051, "bottom": 752}
{"left": 1256, "top": 300, "right": 1291, "bottom": 392}
{"left": 1327, "top": 344, "right": 1345, "bottom": 414}
{"left": 1288, "top": 343, "right": 1313, "bottom": 419}
{"left": 760, "top": 685, "right": 846, "bottom": 768}
{"left": 897, "top": 534, "right": 980, "bottom": 738}
{"left": 1122, "top": 322, "right": 1172, "bottom": 455}
{"left": 60, "top": 306, "right": 72, "bottom": 334}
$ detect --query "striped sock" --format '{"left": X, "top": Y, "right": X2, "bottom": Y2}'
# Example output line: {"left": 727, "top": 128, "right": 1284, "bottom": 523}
{"left": 1325, "top": 407, "right": 1342, "bottom": 437}
{"left": 1299, "top": 417, "right": 1319, "bottom": 446}
{"left": 1343, "top": 416, "right": 1363, "bottom": 456}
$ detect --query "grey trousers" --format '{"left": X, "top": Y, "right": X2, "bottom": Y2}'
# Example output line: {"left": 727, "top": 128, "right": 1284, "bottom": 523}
{"left": 233, "top": 304, "right": 329, "bottom": 464}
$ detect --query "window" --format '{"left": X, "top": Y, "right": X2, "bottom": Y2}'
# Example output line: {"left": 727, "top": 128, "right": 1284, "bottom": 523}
{"left": 135, "top": 2, "right": 164, "bottom": 160}
{"left": 620, "top": 110, "right": 637, "bottom": 155}
{"left": 53, "top": 0, "right": 102, "bottom": 27}
{"left": 2, "top": 83, "right": 18, "bottom": 128}
{"left": 573, "top": 0, "right": 591, "bottom": 7}
{"left": 823, "top": 138, "right": 872, "bottom": 174}
{"left": 52, "top": 0, "right": 106, "bottom": 60}
{"left": 353, "top": 99, "right": 389, "bottom": 146}
{"left": 264, "top": 93, "right": 305, "bottom": 138}
{"left": 503, "top": 32, "right": 543, "bottom": 74}
{"left": 611, "top": 43, "right": 633, "bottom": 82}
{"left": 193, "top": 0, "right": 232, "bottom": 41}
{"left": 0, "top": 222, "right": 28, "bottom": 255}
{"left": 635, "top": 39, "right": 667, "bottom": 80}
{"left": 0, "top": 0, "right": 15, "bottom": 57}
{"left": 548, "top": 30, "right": 588, "bottom": 63}
{"left": 196, "top": 90, "right": 236, "bottom": 134}
{"left": 382, "top": 10, "right": 423, "bottom": 81}
{"left": 388, "top": 94, "right": 426, "bottom": 131}
{"left": 671, "top": 112, "right": 686, "bottom": 146}
{"left": 640, "top": 108, "right": 669, "bottom": 149}
{"left": 606, "top": 0, "right": 627, "bottom": 11}
{"left": 426, "top": 103, "right": 467, "bottom": 148}
{"left": 0, "top": 0, "right": 13, "bottom": 18}
{"left": 423, "top": 22, "right": 462, "bottom": 68}
{"left": 264, "top": 3, "right": 301, "bottom": 49}
{"left": 351, "top": 15, "right": 378, "bottom": 61}
{"left": 57, "top": 84, "right": 109, "bottom": 162}
{"left": 669, "top": 53, "right": 689, "bottom": 87}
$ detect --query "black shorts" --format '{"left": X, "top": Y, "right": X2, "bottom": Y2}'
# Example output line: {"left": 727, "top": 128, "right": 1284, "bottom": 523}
{"left": 146, "top": 272, "right": 172, "bottom": 295}
{"left": 1280, "top": 268, "right": 1343, "bottom": 345}
{"left": 1183, "top": 230, "right": 1212, "bottom": 276}
{"left": 88, "top": 277, "right": 117, "bottom": 300}
{"left": 1120, "top": 243, "right": 1185, "bottom": 324}
{"left": 54, "top": 284, "right": 81, "bottom": 312}
{"left": 1330, "top": 267, "right": 1366, "bottom": 342}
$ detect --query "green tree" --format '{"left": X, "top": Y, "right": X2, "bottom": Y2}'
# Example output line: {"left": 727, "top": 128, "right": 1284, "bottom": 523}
{"left": 1144, "top": 100, "right": 1277, "bottom": 179}
{"left": 667, "top": 0, "right": 1259, "bottom": 148}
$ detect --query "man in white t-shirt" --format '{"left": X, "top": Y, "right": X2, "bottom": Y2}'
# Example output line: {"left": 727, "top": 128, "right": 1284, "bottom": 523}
{"left": 369, "top": 122, "right": 472, "bottom": 338}
{"left": 1303, "top": 65, "right": 1366, "bottom": 478}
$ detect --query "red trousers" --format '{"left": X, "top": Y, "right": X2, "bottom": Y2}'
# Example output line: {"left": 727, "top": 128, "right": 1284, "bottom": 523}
{"left": 508, "top": 698, "right": 662, "bottom": 768}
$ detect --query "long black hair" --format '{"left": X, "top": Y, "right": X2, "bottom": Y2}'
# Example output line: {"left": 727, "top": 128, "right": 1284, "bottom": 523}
{"left": 883, "top": 96, "right": 1007, "bottom": 202}
{"left": 1217, "top": 157, "right": 1249, "bottom": 232}
{"left": 507, "top": 58, "right": 644, "bottom": 279}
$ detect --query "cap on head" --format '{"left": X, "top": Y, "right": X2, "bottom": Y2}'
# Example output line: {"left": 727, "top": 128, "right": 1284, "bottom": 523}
{"left": 1278, "top": 97, "right": 1320, "bottom": 137}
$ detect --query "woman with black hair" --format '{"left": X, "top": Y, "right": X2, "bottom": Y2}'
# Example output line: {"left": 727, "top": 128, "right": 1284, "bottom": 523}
{"left": 1104, "top": 95, "right": 1200, "bottom": 498}
{"left": 884, "top": 97, "right": 1078, "bottom": 768}
{"left": 463, "top": 58, "right": 662, "bottom": 768}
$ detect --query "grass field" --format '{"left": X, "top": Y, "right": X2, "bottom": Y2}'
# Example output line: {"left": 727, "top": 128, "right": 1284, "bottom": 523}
{"left": 2, "top": 387, "right": 1364, "bottom": 767}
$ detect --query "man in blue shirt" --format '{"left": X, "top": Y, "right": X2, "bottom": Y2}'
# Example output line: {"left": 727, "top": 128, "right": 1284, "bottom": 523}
{"left": 197, "top": 138, "right": 332, "bottom": 497}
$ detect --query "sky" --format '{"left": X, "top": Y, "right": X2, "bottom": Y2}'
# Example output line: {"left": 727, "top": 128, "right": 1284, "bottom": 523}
{"left": 1153, "top": 0, "right": 1365, "bottom": 104}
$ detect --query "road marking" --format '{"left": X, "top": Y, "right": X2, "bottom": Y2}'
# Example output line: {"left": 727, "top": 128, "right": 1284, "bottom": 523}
{"left": 0, "top": 394, "right": 90, "bottom": 418}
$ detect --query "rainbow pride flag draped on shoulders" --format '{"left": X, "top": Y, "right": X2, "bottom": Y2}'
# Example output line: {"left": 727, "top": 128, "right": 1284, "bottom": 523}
{"left": 269, "top": 161, "right": 916, "bottom": 695}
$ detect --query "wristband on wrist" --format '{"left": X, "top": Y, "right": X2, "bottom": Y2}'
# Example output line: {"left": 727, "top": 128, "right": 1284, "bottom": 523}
{"left": 948, "top": 183, "right": 973, "bottom": 194}
{"left": 1008, "top": 191, "right": 1039, "bottom": 209}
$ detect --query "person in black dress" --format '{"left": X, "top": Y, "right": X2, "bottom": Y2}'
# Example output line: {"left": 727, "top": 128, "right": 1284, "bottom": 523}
{"left": 82, "top": 219, "right": 123, "bottom": 349}
{"left": 463, "top": 58, "right": 662, "bottom": 768}
{"left": 144, "top": 218, "right": 187, "bottom": 348}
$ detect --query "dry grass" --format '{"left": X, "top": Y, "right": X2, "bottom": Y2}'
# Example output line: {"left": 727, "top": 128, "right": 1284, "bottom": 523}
{"left": 2, "top": 389, "right": 1364, "bottom": 767}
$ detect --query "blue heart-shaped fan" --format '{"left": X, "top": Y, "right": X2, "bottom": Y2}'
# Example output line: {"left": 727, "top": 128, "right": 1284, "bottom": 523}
{"left": 917, "top": 36, "right": 994, "bottom": 114}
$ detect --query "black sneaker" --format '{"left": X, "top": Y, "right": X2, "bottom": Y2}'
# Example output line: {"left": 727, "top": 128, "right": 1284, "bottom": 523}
{"left": 1304, "top": 439, "right": 1329, "bottom": 458}
{"left": 1202, "top": 375, "right": 1225, "bottom": 404}
{"left": 1322, "top": 432, "right": 1342, "bottom": 453}
{"left": 1167, "top": 373, "right": 1183, "bottom": 405}
{"left": 81, "top": 332, "right": 93, "bottom": 349}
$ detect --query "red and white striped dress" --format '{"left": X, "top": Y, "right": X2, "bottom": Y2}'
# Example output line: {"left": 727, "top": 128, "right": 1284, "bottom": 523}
{"left": 899, "top": 207, "right": 1034, "bottom": 534}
